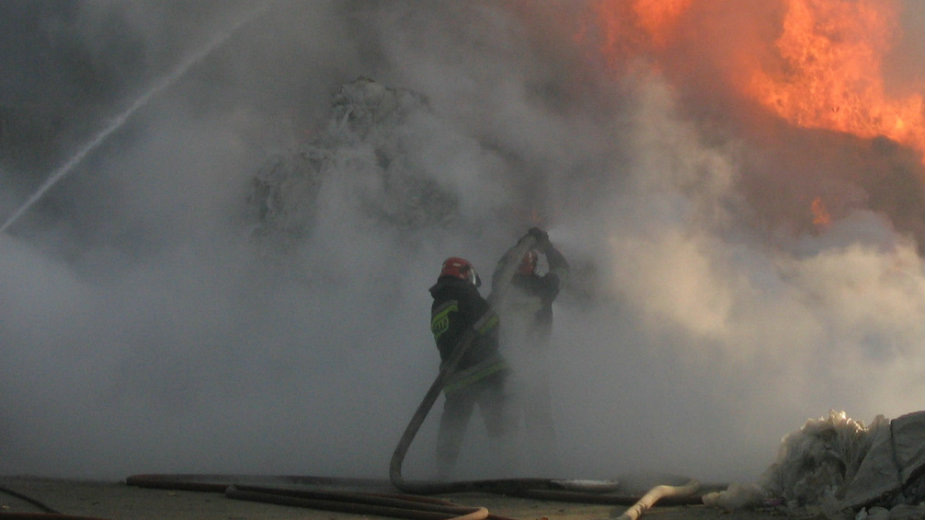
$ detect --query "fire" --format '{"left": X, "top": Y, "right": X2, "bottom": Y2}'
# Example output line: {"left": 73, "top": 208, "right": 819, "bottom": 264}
{"left": 811, "top": 197, "right": 832, "bottom": 229}
{"left": 586, "top": 0, "right": 692, "bottom": 58}
{"left": 584, "top": 0, "right": 925, "bottom": 164}
{"left": 748, "top": 0, "right": 924, "bottom": 160}
{"left": 631, "top": 0, "right": 692, "bottom": 46}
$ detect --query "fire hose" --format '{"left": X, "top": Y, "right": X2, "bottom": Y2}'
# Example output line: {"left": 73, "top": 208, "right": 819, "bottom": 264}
{"left": 123, "top": 235, "right": 708, "bottom": 519}
{"left": 390, "top": 236, "right": 570, "bottom": 493}
{"left": 125, "top": 474, "right": 516, "bottom": 520}
{"left": 0, "top": 483, "right": 114, "bottom": 520}
{"left": 615, "top": 479, "right": 703, "bottom": 520}
{"left": 386, "top": 233, "right": 705, "bottom": 512}
{"left": 224, "top": 484, "right": 498, "bottom": 520}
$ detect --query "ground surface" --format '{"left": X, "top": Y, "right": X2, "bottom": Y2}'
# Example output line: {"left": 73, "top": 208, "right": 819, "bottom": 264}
{"left": 0, "top": 475, "right": 792, "bottom": 520}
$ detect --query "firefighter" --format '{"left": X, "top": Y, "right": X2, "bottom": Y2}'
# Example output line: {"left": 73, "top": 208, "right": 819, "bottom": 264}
{"left": 491, "top": 227, "right": 569, "bottom": 473}
{"left": 429, "top": 256, "right": 512, "bottom": 478}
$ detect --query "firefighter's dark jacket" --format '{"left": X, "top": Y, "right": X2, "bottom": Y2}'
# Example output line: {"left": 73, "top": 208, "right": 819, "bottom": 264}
{"left": 429, "top": 276, "right": 507, "bottom": 393}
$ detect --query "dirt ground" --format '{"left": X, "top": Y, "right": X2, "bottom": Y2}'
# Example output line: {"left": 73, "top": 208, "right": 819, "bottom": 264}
{"left": 0, "top": 475, "right": 792, "bottom": 520}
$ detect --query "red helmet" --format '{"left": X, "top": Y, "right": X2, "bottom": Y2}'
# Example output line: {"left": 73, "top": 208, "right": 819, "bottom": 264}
{"left": 518, "top": 250, "right": 538, "bottom": 275}
{"left": 440, "top": 257, "right": 481, "bottom": 287}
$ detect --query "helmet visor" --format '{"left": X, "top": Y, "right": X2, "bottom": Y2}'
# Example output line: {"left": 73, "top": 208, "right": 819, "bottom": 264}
{"left": 468, "top": 266, "right": 482, "bottom": 287}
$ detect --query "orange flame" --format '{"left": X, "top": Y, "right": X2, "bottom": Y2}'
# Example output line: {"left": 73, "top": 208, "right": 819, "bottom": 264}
{"left": 632, "top": 0, "right": 692, "bottom": 46}
{"left": 585, "top": 0, "right": 925, "bottom": 164}
{"left": 748, "top": 0, "right": 924, "bottom": 159}
{"left": 811, "top": 196, "right": 832, "bottom": 228}
{"left": 587, "top": 0, "right": 692, "bottom": 58}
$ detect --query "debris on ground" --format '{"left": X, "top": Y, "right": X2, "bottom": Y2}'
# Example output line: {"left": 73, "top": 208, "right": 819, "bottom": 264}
{"left": 703, "top": 410, "right": 925, "bottom": 519}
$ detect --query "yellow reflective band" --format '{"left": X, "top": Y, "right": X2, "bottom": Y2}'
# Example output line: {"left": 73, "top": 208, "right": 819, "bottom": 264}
{"left": 431, "top": 301, "right": 458, "bottom": 340}
{"left": 443, "top": 360, "right": 507, "bottom": 394}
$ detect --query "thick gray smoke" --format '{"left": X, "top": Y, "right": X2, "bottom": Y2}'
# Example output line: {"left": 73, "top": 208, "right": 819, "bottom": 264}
{"left": 0, "top": 1, "right": 922, "bottom": 483}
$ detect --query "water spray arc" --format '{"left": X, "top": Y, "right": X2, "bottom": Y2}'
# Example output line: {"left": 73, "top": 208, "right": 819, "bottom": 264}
{"left": 0, "top": 3, "right": 270, "bottom": 236}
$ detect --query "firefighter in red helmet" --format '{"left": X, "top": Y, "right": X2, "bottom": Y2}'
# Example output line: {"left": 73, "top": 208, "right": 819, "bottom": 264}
{"left": 429, "top": 256, "right": 512, "bottom": 478}
{"left": 491, "top": 227, "right": 569, "bottom": 474}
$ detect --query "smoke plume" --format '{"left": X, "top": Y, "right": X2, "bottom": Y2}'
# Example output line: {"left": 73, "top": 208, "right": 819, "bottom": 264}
{"left": 0, "top": 0, "right": 921, "bottom": 484}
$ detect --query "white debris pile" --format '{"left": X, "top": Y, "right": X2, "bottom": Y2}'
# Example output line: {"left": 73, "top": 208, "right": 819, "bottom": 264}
{"left": 248, "top": 77, "right": 459, "bottom": 254}
{"left": 703, "top": 410, "right": 925, "bottom": 519}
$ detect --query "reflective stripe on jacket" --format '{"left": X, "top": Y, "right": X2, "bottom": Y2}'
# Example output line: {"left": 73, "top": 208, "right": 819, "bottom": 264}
{"left": 429, "top": 276, "right": 508, "bottom": 392}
